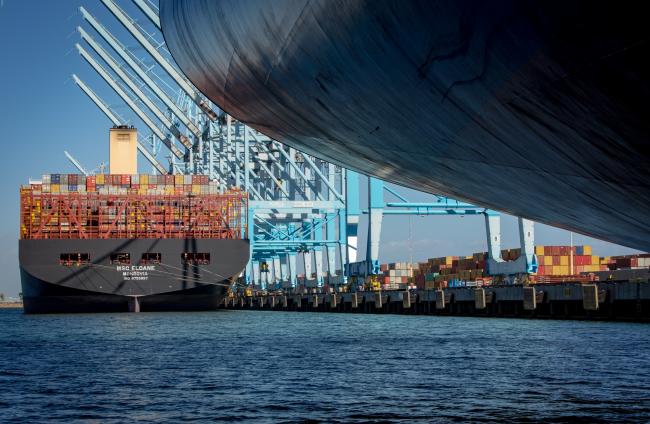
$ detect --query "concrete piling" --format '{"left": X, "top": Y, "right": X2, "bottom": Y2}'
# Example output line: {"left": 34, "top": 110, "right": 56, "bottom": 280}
{"left": 351, "top": 293, "right": 358, "bottom": 309}
{"left": 523, "top": 286, "right": 536, "bottom": 310}
{"left": 402, "top": 291, "right": 411, "bottom": 309}
{"left": 582, "top": 284, "right": 599, "bottom": 310}
{"left": 435, "top": 290, "right": 445, "bottom": 310}
{"left": 474, "top": 288, "right": 486, "bottom": 310}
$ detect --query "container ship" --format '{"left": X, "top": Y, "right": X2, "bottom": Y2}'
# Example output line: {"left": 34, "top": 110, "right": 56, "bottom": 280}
{"left": 19, "top": 126, "right": 249, "bottom": 313}
{"left": 160, "top": 0, "right": 650, "bottom": 252}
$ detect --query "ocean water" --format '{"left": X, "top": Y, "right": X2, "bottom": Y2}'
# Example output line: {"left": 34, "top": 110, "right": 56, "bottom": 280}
{"left": 1, "top": 309, "right": 649, "bottom": 423}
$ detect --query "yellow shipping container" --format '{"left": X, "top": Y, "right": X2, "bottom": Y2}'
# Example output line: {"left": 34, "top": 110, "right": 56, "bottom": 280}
{"left": 535, "top": 245, "right": 545, "bottom": 255}
{"left": 165, "top": 185, "right": 174, "bottom": 195}
{"left": 51, "top": 184, "right": 60, "bottom": 193}
{"left": 140, "top": 174, "right": 148, "bottom": 184}
{"left": 175, "top": 174, "right": 183, "bottom": 185}
{"left": 544, "top": 256, "right": 553, "bottom": 266}
{"left": 560, "top": 265, "right": 569, "bottom": 275}
{"left": 192, "top": 185, "right": 201, "bottom": 194}
{"left": 600, "top": 256, "right": 610, "bottom": 265}
{"left": 583, "top": 245, "right": 592, "bottom": 255}
{"left": 560, "top": 256, "right": 569, "bottom": 266}
{"left": 592, "top": 255, "right": 599, "bottom": 265}
{"left": 140, "top": 184, "right": 148, "bottom": 190}
{"left": 96, "top": 174, "right": 105, "bottom": 185}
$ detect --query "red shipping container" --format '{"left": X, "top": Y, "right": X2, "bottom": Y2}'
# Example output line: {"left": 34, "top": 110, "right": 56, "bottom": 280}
{"left": 131, "top": 184, "right": 139, "bottom": 189}
{"left": 551, "top": 246, "right": 561, "bottom": 256}
{"left": 121, "top": 175, "right": 131, "bottom": 185}
{"left": 552, "top": 256, "right": 560, "bottom": 265}
{"left": 149, "top": 184, "right": 157, "bottom": 190}
{"left": 616, "top": 258, "right": 632, "bottom": 268}
{"left": 537, "top": 265, "right": 545, "bottom": 275}
{"left": 164, "top": 175, "right": 174, "bottom": 185}
{"left": 544, "top": 246, "right": 552, "bottom": 256}
{"left": 192, "top": 175, "right": 201, "bottom": 184}
{"left": 559, "top": 246, "right": 568, "bottom": 255}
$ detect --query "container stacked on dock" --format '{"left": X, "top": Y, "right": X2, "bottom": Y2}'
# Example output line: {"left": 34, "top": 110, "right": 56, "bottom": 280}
{"left": 534, "top": 245, "right": 607, "bottom": 276}
{"left": 379, "top": 262, "right": 414, "bottom": 290}
{"left": 409, "top": 253, "right": 489, "bottom": 289}
{"left": 601, "top": 254, "right": 650, "bottom": 270}
{"left": 380, "top": 245, "right": 650, "bottom": 288}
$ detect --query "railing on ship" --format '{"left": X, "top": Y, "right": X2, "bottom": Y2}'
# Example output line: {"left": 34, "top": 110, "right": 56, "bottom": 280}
{"left": 19, "top": 187, "right": 248, "bottom": 240}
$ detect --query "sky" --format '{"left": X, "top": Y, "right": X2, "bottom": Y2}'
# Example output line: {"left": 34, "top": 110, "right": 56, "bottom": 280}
{"left": 0, "top": 0, "right": 641, "bottom": 297}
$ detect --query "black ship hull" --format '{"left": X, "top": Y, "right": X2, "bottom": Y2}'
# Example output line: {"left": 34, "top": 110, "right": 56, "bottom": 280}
{"left": 160, "top": 0, "right": 650, "bottom": 251}
{"left": 19, "top": 238, "right": 249, "bottom": 314}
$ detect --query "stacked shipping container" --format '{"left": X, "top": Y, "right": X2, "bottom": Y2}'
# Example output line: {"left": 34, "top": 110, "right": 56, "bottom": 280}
{"left": 378, "top": 262, "right": 414, "bottom": 290}
{"left": 39, "top": 173, "right": 219, "bottom": 195}
{"left": 20, "top": 174, "right": 247, "bottom": 240}
{"left": 380, "top": 246, "right": 649, "bottom": 290}
{"left": 534, "top": 245, "right": 608, "bottom": 275}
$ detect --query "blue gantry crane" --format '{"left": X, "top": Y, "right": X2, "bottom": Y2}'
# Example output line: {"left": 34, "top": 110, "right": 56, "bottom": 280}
{"left": 345, "top": 177, "right": 537, "bottom": 284}
{"left": 70, "top": 0, "right": 536, "bottom": 292}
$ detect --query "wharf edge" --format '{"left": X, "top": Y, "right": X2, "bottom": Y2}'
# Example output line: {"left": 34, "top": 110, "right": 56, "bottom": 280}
{"left": 222, "top": 281, "right": 650, "bottom": 322}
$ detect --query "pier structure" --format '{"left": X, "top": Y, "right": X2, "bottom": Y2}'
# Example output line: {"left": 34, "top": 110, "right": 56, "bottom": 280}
{"left": 221, "top": 280, "right": 650, "bottom": 322}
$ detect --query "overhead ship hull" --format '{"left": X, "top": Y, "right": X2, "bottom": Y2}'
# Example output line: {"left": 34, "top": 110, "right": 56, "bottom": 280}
{"left": 19, "top": 238, "right": 249, "bottom": 313}
{"left": 160, "top": 0, "right": 650, "bottom": 250}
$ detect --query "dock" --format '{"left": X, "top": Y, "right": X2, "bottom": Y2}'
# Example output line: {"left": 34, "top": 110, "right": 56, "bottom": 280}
{"left": 221, "top": 281, "right": 650, "bottom": 321}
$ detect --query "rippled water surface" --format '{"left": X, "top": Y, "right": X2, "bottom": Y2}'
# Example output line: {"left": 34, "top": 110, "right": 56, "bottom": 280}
{"left": 1, "top": 309, "right": 650, "bottom": 423}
